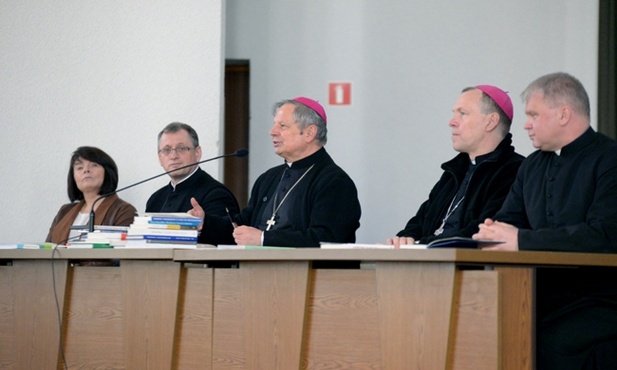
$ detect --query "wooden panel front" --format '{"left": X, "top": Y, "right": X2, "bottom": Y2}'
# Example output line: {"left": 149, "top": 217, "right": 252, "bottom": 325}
{"left": 63, "top": 266, "right": 125, "bottom": 368}
{"left": 205, "top": 263, "right": 501, "bottom": 369}
{"left": 174, "top": 266, "right": 214, "bottom": 369}
{"left": 211, "top": 261, "right": 311, "bottom": 369}
{"left": 0, "top": 260, "right": 69, "bottom": 370}
{"left": 0, "top": 264, "right": 17, "bottom": 368}
{"left": 450, "top": 270, "right": 500, "bottom": 369}
{"left": 60, "top": 260, "right": 181, "bottom": 369}
{"left": 304, "top": 268, "right": 383, "bottom": 368}
{"left": 122, "top": 260, "right": 181, "bottom": 369}
{"left": 240, "top": 261, "right": 310, "bottom": 369}
{"left": 212, "top": 268, "right": 245, "bottom": 368}
{"left": 376, "top": 262, "right": 457, "bottom": 370}
{"left": 496, "top": 266, "right": 534, "bottom": 370}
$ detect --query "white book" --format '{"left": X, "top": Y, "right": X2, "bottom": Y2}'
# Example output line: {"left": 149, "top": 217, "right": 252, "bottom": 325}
{"left": 216, "top": 245, "right": 293, "bottom": 249}
{"left": 320, "top": 243, "right": 427, "bottom": 250}
{"left": 127, "top": 227, "right": 198, "bottom": 237}
{"left": 137, "top": 212, "right": 201, "bottom": 219}
{"left": 123, "top": 242, "right": 213, "bottom": 249}
{"left": 0, "top": 243, "right": 41, "bottom": 249}
{"left": 320, "top": 243, "right": 395, "bottom": 249}
{"left": 68, "top": 241, "right": 112, "bottom": 249}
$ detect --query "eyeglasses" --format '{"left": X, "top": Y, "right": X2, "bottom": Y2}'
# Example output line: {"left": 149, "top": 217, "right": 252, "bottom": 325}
{"left": 158, "top": 146, "right": 194, "bottom": 156}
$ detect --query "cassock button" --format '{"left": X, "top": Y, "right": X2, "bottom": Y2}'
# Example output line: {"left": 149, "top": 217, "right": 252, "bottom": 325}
{"left": 262, "top": 196, "right": 268, "bottom": 202}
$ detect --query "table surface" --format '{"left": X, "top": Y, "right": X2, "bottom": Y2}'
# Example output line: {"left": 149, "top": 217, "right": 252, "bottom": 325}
{"left": 2, "top": 246, "right": 617, "bottom": 267}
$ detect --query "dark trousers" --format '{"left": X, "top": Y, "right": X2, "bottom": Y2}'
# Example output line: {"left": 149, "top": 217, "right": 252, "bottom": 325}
{"left": 537, "top": 295, "right": 617, "bottom": 369}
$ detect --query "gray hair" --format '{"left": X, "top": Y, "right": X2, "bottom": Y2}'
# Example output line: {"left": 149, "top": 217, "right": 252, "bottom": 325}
{"left": 157, "top": 122, "right": 199, "bottom": 148}
{"left": 273, "top": 100, "right": 328, "bottom": 146}
{"left": 521, "top": 72, "right": 590, "bottom": 121}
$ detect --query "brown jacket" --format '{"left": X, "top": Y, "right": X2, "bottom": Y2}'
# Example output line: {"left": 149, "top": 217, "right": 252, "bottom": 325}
{"left": 46, "top": 194, "right": 136, "bottom": 244}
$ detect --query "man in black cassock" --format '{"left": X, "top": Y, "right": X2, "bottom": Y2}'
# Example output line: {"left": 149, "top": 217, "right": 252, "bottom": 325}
{"left": 474, "top": 72, "right": 617, "bottom": 370}
{"left": 190, "top": 97, "right": 361, "bottom": 248}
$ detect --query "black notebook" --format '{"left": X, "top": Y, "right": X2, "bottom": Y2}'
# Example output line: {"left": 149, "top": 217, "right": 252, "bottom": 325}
{"left": 427, "top": 236, "right": 504, "bottom": 249}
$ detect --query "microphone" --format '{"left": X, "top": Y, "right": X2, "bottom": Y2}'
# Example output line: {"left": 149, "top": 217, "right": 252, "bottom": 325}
{"left": 88, "top": 148, "right": 248, "bottom": 232}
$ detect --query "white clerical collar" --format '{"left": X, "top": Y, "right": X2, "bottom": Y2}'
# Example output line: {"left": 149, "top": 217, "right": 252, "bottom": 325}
{"left": 554, "top": 149, "right": 562, "bottom": 156}
{"left": 171, "top": 167, "right": 199, "bottom": 189}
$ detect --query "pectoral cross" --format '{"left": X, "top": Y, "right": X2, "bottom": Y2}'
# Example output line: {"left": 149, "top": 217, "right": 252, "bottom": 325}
{"left": 266, "top": 216, "right": 276, "bottom": 231}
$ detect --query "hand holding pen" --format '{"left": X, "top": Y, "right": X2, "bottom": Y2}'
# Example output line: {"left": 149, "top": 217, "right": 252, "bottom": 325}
{"left": 226, "top": 207, "right": 238, "bottom": 229}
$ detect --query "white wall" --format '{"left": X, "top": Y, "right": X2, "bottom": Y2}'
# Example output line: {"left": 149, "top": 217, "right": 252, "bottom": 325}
{"left": 0, "top": 1, "right": 224, "bottom": 243}
{"left": 226, "top": 0, "right": 599, "bottom": 243}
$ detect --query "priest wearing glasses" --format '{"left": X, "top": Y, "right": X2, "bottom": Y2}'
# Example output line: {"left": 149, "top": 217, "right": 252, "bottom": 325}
{"left": 387, "top": 85, "right": 524, "bottom": 247}
{"left": 190, "top": 97, "right": 361, "bottom": 247}
{"left": 146, "top": 122, "right": 240, "bottom": 217}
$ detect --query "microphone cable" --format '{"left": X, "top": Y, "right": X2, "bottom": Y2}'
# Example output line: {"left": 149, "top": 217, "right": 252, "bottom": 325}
{"left": 50, "top": 235, "right": 83, "bottom": 370}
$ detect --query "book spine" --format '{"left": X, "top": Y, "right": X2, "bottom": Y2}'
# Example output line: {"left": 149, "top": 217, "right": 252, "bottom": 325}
{"left": 147, "top": 220, "right": 201, "bottom": 227}
{"left": 148, "top": 216, "right": 200, "bottom": 222}
{"left": 138, "top": 223, "right": 196, "bottom": 230}
{"left": 127, "top": 229, "right": 198, "bottom": 237}
{"left": 131, "top": 235, "right": 198, "bottom": 242}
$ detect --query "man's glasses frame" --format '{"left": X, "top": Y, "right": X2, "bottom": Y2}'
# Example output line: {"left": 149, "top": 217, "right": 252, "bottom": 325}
{"left": 158, "top": 146, "right": 194, "bottom": 156}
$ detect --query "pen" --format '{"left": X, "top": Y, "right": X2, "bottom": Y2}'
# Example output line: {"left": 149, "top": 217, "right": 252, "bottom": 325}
{"left": 226, "top": 207, "right": 238, "bottom": 229}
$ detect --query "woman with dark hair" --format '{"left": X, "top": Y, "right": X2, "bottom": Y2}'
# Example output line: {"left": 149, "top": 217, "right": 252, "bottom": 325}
{"left": 46, "top": 146, "right": 136, "bottom": 244}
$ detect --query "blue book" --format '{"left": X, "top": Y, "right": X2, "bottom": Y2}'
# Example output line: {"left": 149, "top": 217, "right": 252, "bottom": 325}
{"left": 139, "top": 235, "right": 198, "bottom": 243}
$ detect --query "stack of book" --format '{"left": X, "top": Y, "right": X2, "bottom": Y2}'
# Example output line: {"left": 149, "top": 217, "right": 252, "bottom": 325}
{"left": 69, "top": 225, "right": 129, "bottom": 248}
{"left": 125, "top": 213, "right": 201, "bottom": 249}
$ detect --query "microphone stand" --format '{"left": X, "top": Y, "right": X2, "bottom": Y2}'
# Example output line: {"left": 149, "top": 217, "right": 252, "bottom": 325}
{"left": 88, "top": 149, "right": 248, "bottom": 232}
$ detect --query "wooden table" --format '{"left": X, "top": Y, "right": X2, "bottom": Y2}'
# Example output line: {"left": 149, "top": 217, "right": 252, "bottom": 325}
{"left": 2, "top": 247, "right": 616, "bottom": 369}
{"left": 0, "top": 249, "right": 178, "bottom": 370}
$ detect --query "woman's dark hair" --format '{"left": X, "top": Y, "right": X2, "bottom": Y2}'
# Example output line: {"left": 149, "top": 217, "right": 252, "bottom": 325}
{"left": 67, "top": 146, "right": 119, "bottom": 201}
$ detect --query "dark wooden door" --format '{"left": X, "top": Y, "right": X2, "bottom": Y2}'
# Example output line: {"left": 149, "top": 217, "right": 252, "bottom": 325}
{"left": 224, "top": 60, "right": 250, "bottom": 207}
